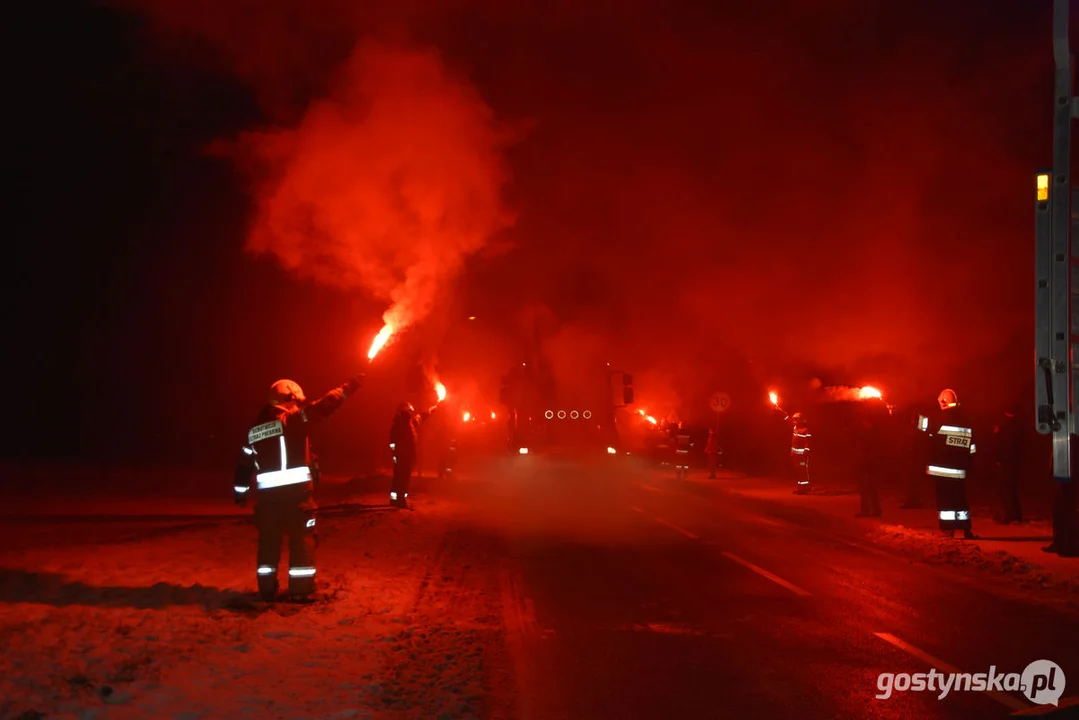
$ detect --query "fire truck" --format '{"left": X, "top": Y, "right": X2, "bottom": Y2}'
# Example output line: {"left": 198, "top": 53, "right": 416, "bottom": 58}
{"left": 499, "top": 360, "right": 634, "bottom": 456}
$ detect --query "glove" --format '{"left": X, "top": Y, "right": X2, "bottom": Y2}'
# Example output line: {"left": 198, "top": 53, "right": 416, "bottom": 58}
{"left": 344, "top": 374, "right": 365, "bottom": 396}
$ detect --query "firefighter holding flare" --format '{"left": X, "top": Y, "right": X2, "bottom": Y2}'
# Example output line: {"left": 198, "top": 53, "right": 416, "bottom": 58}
{"left": 234, "top": 374, "right": 365, "bottom": 602}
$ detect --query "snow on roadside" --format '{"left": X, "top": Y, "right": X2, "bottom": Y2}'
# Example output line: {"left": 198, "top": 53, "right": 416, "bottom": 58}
{"left": 0, "top": 493, "right": 514, "bottom": 720}
{"left": 869, "top": 522, "right": 1079, "bottom": 598}
{"left": 709, "top": 474, "right": 1079, "bottom": 600}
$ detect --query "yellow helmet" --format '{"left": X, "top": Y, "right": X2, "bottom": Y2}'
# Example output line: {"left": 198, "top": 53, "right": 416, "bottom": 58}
{"left": 269, "top": 379, "right": 305, "bottom": 406}
{"left": 937, "top": 388, "right": 958, "bottom": 410}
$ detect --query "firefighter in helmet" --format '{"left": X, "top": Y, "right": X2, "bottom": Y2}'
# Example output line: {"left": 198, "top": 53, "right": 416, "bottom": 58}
{"left": 234, "top": 374, "right": 364, "bottom": 601}
{"left": 922, "top": 388, "right": 977, "bottom": 539}
{"left": 790, "top": 412, "right": 811, "bottom": 494}
{"left": 389, "top": 401, "right": 435, "bottom": 508}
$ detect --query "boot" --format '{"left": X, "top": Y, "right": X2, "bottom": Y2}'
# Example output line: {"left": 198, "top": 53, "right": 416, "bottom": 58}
{"left": 258, "top": 579, "right": 278, "bottom": 602}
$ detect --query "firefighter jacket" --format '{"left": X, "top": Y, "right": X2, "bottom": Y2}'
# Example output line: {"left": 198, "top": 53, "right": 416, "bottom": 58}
{"left": 992, "top": 412, "right": 1023, "bottom": 469}
{"left": 390, "top": 411, "right": 421, "bottom": 463}
{"left": 233, "top": 377, "right": 362, "bottom": 498}
{"left": 921, "top": 407, "right": 976, "bottom": 480}
{"left": 791, "top": 420, "right": 811, "bottom": 458}
{"left": 854, "top": 412, "right": 889, "bottom": 472}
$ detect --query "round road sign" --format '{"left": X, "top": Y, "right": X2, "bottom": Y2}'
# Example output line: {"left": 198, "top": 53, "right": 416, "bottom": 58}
{"left": 709, "top": 392, "right": 731, "bottom": 413}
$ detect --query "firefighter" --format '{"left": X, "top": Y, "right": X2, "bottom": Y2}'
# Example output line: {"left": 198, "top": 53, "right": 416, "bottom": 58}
{"left": 423, "top": 402, "right": 456, "bottom": 479}
{"left": 389, "top": 402, "right": 435, "bottom": 508}
{"left": 924, "top": 388, "right": 977, "bottom": 539}
{"left": 790, "top": 412, "right": 811, "bottom": 494}
{"left": 854, "top": 406, "right": 887, "bottom": 517}
{"left": 672, "top": 422, "right": 691, "bottom": 479}
{"left": 705, "top": 427, "right": 721, "bottom": 479}
{"left": 233, "top": 375, "right": 364, "bottom": 601}
{"left": 991, "top": 407, "right": 1023, "bottom": 524}
{"left": 901, "top": 409, "right": 929, "bottom": 509}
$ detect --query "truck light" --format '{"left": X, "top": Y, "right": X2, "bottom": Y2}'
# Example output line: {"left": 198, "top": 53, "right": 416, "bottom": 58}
{"left": 545, "top": 410, "right": 554, "bottom": 419}
{"left": 607, "top": 446, "right": 617, "bottom": 454}
{"left": 570, "top": 410, "right": 580, "bottom": 419}
{"left": 557, "top": 410, "right": 567, "bottom": 419}
{"left": 1037, "top": 172, "right": 1050, "bottom": 202}
{"left": 583, "top": 410, "right": 592, "bottom": 419}
{"left": 519, "top": 447, "right": 530, "bottom": 455}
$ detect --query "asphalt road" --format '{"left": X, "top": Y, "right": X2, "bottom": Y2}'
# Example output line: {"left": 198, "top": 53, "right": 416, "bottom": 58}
{"left": 451, "top": 454, "right": 1079, "bottom": 720}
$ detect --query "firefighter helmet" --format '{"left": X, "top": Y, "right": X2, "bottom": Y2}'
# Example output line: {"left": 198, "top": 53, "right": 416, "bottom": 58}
{"left": 791, "top": 412, "right": 804, "bottom": 423}
{"left": 269, "top": 379, "right": 305, "bottom": 406}
{"left": 938, "top": 388, "right": 958, "bottom": 410}
{"left": 398, "top": 401, "right": 416, "bottom": 415}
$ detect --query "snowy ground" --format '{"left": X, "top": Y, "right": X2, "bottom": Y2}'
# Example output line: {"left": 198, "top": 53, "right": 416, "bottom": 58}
{"left": 700, "top": 470, "right": 1079, "bottom": 602}
{"left": 0, "top": 474, "right": 516, "bottom": 720}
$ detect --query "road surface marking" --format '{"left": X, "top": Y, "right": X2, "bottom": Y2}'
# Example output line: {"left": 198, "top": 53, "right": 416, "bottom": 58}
{"left": 655, "top": 517, "right": 700, "bottom": 539}
{"left": 720, "top": 552, "right": 811, "bottom": 596}
{"left": 873, "top": 633, "right": 1029, "bottom": 711}
{"left": 628, "top": 505, "right": 645, "bottom": 513}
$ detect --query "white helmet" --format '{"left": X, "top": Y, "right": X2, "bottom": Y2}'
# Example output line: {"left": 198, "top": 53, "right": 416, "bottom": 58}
{"left": 269, "top": 379, "right": 305, "bottom": 406}
{"left": 937, "top": 388, "right": 958, "bottom": 410}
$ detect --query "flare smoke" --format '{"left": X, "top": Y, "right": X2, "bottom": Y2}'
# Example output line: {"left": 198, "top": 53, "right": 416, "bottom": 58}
{"left": 239, "top": 41, "right": 515, "bottom": 333}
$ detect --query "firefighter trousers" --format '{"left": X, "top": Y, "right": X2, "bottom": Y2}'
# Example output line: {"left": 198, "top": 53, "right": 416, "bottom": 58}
{"left": 391, "top": 458, "right": 414, "bottom": 503}
{"left": 254, "top": 484, "right": 317, "bottom": 599}
{"left": 993, "top": 462, "right": 1023, "bottom": 523}
{"left": 791, "top": 454, "right": 810, "bottom": 490}
{"left": 857, "top": 465, "right": 881, "bottom": 516}
{"left": 934, "top": 476, "right": 972, "bottom": 531}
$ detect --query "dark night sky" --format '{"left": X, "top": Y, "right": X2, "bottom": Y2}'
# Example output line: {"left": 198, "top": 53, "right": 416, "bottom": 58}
{"left": 3, "top": 0, "right": 1062, "bottom": 469}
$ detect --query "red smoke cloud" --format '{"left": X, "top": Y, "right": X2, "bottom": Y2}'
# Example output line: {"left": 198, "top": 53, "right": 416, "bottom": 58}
{"left": 237, "top": 41, "right": 515, "bottom": 334}
{"left": 115, "top": 0, "right": 517, "bottom": 339}
{"left": 114, "top": 0, "right": 1048, "bottom": 411}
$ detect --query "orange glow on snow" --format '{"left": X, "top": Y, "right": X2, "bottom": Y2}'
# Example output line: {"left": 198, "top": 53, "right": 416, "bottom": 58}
{"left": 367, "top": 324, "right": 394, "bottom": 360}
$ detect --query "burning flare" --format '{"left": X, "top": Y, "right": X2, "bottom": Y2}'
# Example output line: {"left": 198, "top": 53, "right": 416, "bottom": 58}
{"left": 820, "top": 385, "right": 886, "bottom": 402}
{"left": 645, "top": 415, "right": 658, "bottom": 425}
{"left": 367, "top": 323, "right": 395, "bottom": 360}
{"left": 434, "top": 380, "right": 447, "bottom": 402}
{"left": 463, "top": 411, "right": 471, "bottom": 422}
{"left": 768, "top": 391, "right": 779, "bottom": 406}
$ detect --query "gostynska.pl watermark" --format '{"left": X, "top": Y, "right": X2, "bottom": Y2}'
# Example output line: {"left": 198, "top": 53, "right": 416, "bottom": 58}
{"left": 876, "top": 660, "right": 1065, "bottom": 706}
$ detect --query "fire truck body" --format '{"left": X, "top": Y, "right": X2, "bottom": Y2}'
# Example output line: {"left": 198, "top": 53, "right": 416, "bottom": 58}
{"left": 501, "top": 362, "right": 629, "bottom": 456}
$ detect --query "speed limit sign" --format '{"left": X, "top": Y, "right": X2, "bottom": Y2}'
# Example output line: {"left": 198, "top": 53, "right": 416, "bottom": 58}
{"left": 709, "top": 392, "right": 731, "bottom": 413}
